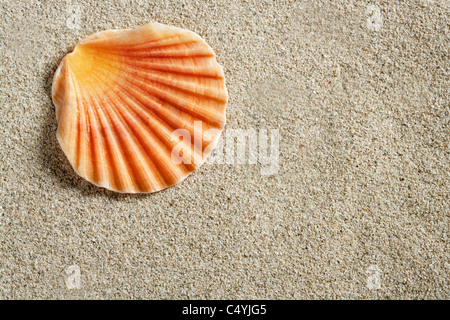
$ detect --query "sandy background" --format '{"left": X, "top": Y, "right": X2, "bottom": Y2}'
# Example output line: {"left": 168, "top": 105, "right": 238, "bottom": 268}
{"left": 0, "top": 0, "right": 448, "bottom": 299}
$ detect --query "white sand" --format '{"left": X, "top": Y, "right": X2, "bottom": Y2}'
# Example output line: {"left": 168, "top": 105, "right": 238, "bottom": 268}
{"left": 0, "top": 0, "right": 448, "bottom": 299}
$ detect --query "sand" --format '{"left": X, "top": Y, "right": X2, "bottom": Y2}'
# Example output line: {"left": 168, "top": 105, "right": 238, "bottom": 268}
{"left": 0, "top": 0, "right": 448, "bottom": 299}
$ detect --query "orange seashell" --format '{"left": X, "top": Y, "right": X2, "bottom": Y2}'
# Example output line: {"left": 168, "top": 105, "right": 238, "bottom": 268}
{"left": 52, "top": 22, "right": 227, "bottom": 193}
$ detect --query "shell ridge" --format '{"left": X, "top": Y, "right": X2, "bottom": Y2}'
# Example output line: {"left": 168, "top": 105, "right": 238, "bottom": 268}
{"left": 100, "top": 88, "right": 185, "bottom": 189}
{"left": 137, "top": 78, "right": 225, "bottom": 126}
{"left": 129, "top": 56, "right": 223, "bottom": 78}
{"left": 75, "top": 71, "right": 96, "bottom": 180}
{"left": 100, "top": 35, "right": 187, "bottom": 50}
{"left": 138, "top": 73, "right": 227, "bottom": 105}
{"left": 123, "top": 73, "right": 224, "bottom": 131}
{"left": 88, "top": 69, "right": 186, "bottom": 191}
{"left": 146, "top": 68, "right": 226, "bottom": 100}
{"left": 98, "top": 91, "right": 173, "bottom": 191}
{"left": 67, "top": 52, "right": 130, "bottom": 190}
{"left": 105, "top": 80, "right": 201, "bottom": 168}
{"left": 85, "top": 87, "right": 119, "bottom": 191}
{"left": 100, "top": 56, "right": 226, "bottom": 102}
{"left": 90, "top": 66, "right": 198, "bottom": 174}
{"left": 122, "top": 77, "right": 216, "bottom": 137}
{"left": 75, "top": 67, "right": 111, "bottom": 188}
{"left": 97, "top": 52, "right": 224, "bottom": 79}
{"left": 94, "top": 59, "right": 224, "bottom": 129}
{"left": 86, "top": 81, "right": 136, "bottom": 192}
{"left": 97, "top": 55, "right": 226, "bottom": 107}
{"left": 84, "top": 72, "right": 161, "bottom": 192}
{"left": 117, "top": 70, "right": 225, "bottom": 126}
{"left": 68, "top": 69, "right": 83, "bottom": 171}
{"left": 90, "top": 40, "right": 210, "bottom": 56}
{"left": 84, "top": 91, "right": 107, "bottom": 187}
{"left": 78, "top": 90, "right": 91, "bottom": 177}
{"left": 76, "top": 71, "right": 111, "bottom": 187}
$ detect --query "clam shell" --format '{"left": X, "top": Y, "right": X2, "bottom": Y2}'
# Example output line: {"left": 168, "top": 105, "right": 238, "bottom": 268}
{"left": 52, "top": 22, "right": 227, "bottom": 193}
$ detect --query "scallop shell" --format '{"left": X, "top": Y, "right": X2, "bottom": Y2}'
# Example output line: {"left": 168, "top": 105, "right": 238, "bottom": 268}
{"left": 52, "top": 22, "right": 227, "bottom": 193}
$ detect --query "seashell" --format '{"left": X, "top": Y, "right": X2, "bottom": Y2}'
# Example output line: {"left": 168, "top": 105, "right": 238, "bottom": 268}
{"left": 52, "top": 22, "right": 227, "bottom": 193}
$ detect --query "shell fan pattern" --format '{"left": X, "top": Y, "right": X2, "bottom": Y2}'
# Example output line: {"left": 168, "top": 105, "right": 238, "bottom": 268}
{"left": 52, "top": 23, "right": 227, "bottom": 193}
